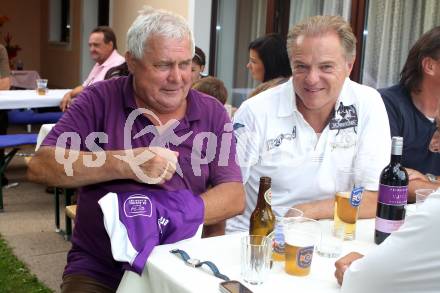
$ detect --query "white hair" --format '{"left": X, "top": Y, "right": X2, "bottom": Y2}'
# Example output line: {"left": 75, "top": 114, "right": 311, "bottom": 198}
{"left": 127, "top": 6, "right": 195, "bottom": 60}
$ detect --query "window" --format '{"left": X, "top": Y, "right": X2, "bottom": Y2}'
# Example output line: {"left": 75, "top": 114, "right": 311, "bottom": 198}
{"left": 361, "top": 0, "right": 440, "bottom": 89}
{"left": 289, "top": 0, "right": 351, "bottom": 25}
{"left": 49, "top": 0, "right": 71, "bottom": 44}
{"left": 213, "top": 0, "right": 267, "bottom": 107}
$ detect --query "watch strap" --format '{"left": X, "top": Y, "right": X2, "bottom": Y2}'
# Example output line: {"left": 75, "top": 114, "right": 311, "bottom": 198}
{"left": 170, "top": 249, "right": 230, "bottom": 281}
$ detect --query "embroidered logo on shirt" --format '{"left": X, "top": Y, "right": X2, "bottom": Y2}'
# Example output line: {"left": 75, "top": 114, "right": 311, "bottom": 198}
{"left": 329, "top": 102, "right": 358, "bottom": 134}
{"left": 233, "top": 122, "right": 245, "bottom": 131}
{"left": 123, "top": 194, "right": 153, "bottom": 218}
{"left": 267, "top": 126, "right": 297, "bottom": 150}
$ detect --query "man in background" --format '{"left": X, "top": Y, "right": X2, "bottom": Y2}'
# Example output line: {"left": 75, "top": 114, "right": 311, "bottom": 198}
{"left": 0, "top": 44, "right": 10, "bottom": 90}
{"left": 379, "top": 26, "right": 440, "bottom": 201}
{"left": 0, "top": 44, "right": 11, "bottom": 186}
{"left": 60, "top": 26, "right": 124, "bottom": 111}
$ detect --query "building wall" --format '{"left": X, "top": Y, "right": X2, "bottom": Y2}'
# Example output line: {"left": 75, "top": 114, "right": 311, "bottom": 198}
{"left": 111, "top": 0, "right": 189, "bottom": 55}
{"left": 40, "top": 0, "right": 82, "bottom": 88}
{"left": 0, "top": 0, "right": 42, "bottom": 72}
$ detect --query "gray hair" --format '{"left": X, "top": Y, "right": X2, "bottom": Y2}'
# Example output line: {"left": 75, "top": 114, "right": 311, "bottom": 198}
{"left": 286, "top": 15, "right": 356, "bottom": 62}
{"left": 127, "top": 6, "right": 195, "bottom": 60}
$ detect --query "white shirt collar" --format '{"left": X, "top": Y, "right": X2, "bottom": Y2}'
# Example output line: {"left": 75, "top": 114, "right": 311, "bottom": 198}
{"left": 277, "top": 78, "right": 297, "bottom": 117}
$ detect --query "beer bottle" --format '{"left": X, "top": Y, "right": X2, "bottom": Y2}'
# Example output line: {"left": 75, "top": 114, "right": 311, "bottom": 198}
{"left": 374, "top": 136, "right": 408, "bottom": 244}
{"left": 249, "top": 176, "right": 275, "bottom": 236}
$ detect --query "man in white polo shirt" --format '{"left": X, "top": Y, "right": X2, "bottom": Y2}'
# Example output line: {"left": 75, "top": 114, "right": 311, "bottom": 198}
{"left": 60, "top": 26, "right": 125, "bottom": 111}
{"left": 227, "top": 15, "right": 391, "bottom": 233}
{"left": 334, "top": 191, "right": 440, "bottom": 293}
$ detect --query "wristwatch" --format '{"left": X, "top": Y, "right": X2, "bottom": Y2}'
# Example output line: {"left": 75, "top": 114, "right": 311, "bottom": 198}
{"left": 170, "top": 249, "right": 230, "bottom": 281}
{"left": 426, "top": 173, "right": 437, "bottom": 182}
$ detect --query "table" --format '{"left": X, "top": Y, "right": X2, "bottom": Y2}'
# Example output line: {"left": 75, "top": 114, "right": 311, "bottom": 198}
{"left": 0, "top": 89, "right": 70, "bottom": 110}
{"left": 11, "top": 70, "right": 41, "bottom": 89}
{"left": 117, "top": 219, "right": 377, "bottom": 293}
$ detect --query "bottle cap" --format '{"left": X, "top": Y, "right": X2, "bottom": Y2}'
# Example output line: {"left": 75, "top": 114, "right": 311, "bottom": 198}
{"left": 391, "top": 136, "right": 403, "bottom": 155}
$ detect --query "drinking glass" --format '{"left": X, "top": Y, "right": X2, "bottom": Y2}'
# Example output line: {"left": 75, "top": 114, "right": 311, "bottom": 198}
{"left": 241, "top": 235, "right": 272, "bottom": 285}
{"left": 334, "top": 167, "right": 363, "bottom": 240}
{"left": 283, "top": 217, "right": 321, "bottom": 276}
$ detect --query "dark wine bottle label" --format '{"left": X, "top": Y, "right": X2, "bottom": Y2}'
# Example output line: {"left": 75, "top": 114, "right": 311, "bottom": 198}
{"left": 375, "top": 217, "right": 404, "bottom": 234}
{"left": 378, "top": 184, "right": 408, "bottom": 205}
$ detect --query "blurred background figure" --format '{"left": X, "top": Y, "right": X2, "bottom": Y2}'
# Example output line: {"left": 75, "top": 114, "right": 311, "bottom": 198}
{"left": 379, "top": 26, "right": 440, "bottom": 200}
{"left": 60, "top": 26, "right": 124, "bottom": 111}
{"left": 191, "top": 46, "right": 206, "bottom": 83}
{"left": 193, "top": 76, "right": 227, "bottom": 105}
{"left": 246, "top": 33, "right": 292, "bottom": 83}
{"left": 192, "top": 76, "right": 236, "bottom": 117}
{"left": 0, "top": 44, "right": 11, "bottom": 187}
{"left": 247, "top": 76, "right": 289, "bottom": 99}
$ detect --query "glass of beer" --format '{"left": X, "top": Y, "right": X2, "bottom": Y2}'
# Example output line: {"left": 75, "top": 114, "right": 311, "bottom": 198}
{"left": 283, "top": 217, "right": 320, "bottom": 276}
{"left": 36, "top": 79, "right": 48, "bottom": 95}
{"left": 270, "top": 206, "right": 303, "bottom": 262}
{"left": 333, "top": 167, "right": 364, "bottom": 240}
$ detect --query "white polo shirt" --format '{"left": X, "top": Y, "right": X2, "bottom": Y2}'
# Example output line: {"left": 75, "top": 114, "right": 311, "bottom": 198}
{"left": 226, "top": 78, "right": 391, "bottom": 233}
{"left": 341, "top": 193, "right": 440, "bottom": 293}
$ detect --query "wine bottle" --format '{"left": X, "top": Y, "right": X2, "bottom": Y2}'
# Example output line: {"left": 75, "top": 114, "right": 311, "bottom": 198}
{"left": 374, "top": 136, "right": 408, "bottom": 244}
{"left": 249, "top": 176, "right": 275, "bottom": 237}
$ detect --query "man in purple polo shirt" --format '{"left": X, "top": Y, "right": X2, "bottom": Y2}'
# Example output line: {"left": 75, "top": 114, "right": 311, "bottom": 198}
{"left": 28, "top": 6, "right": 244, "bottom": 293}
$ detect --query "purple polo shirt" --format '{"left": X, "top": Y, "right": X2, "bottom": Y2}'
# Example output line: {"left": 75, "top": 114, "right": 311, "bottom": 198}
{"left": 41, "top": 75, "right": 242, "bottom": 289}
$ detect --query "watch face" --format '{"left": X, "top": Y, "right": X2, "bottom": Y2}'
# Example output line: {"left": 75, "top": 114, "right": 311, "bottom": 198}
{"left": 187, "top": 258, "right": 200, "bottom": 267}
{"left": 427, "top": 173, "right": 437, "bottom": 182}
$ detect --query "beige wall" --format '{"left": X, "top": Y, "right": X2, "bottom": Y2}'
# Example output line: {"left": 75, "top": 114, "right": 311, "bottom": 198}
{"left": 0, "top": 0, "right": 41, "bottom": 71}
{"left": 40, "top": 0, "right": 82, "bottom": 88}
{"left": 112, "top": 0, "right": 189, "bottom": 55}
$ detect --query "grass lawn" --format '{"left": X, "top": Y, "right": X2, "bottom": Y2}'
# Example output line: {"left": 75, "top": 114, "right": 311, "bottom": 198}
{"left": 0, "top": 234, "right": 53, "bottom": 293}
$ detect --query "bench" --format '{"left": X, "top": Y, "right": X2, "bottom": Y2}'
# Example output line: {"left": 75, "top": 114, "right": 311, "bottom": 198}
{"left": 53, "top": 188, "right": 75, "bottom": 240}
{"left": 65, "top": 204, "right": 77, "bottom": 220}
{"left": 0, "top": 133, "right": 38, "bottom": 211}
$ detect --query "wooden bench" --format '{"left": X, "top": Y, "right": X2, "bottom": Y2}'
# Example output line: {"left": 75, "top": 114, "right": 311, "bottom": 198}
{"left": 65, "top": 204, "right": 77, "bottom": 220}
{"left": 64, "top": 204, "right": 77, "bottom": 241}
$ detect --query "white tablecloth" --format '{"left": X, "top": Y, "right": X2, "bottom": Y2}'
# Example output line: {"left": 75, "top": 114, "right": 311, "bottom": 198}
{"left": 117, "top": 219, "right": 377, "bottom": 293}
{"left": 0, "top": 89, "right": 69, "bottom": 109}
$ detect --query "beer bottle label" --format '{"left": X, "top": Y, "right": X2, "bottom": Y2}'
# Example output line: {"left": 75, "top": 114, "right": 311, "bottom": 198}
{"left": 264, "top": 188, "right": 272, "bottom": 205}
{"left": 350, "top": 186, "right": 364, "bottom": 207}
{"left": 297, "top": 246, "right": 314, "bottom": 268}
{"left": 273, "top": 222, "right": 285, "bottom": 254}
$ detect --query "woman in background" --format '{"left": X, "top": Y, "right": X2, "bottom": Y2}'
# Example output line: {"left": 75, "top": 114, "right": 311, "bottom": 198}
{"left": 192, "top": 46, "right": 206, "bottom": 83}
{"left": 247, "top": 33, "right": 292, "bottom": 83}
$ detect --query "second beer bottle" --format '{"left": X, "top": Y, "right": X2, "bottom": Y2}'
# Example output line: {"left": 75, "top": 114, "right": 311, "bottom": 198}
{"left": 249, "top": 176, "right": 275, "bottom": 237}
